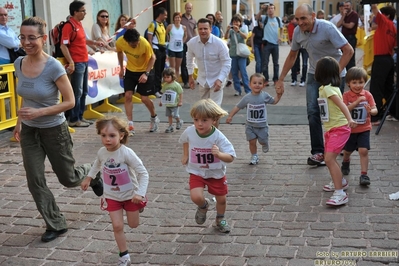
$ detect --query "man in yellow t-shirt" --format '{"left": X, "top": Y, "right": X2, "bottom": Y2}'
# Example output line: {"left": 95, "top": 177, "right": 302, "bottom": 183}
{"left": 147, "top": 7, "right": 168, "bottom": 97}
{"left": 116, "top": 29, "right": 160, "bottom": 133}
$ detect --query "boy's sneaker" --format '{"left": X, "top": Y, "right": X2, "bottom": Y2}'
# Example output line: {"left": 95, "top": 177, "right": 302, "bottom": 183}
{"left": 290, "top": 81, "right": 297, "bottom": 86}
{"left": 326, "top": 191, "right": 348, "bottom": 206}
{"left": 299, "top": 81, "right": 305, "bottom": 87}
{"left": 165, "top": 125, "right": 174, "bottom": 133}
{"left": 323, "top": 178, "right": 349, "bottom": 192}
{"left": 213, "top": 219, "right": 231, "bottom": 233}
{"left": 249, "top": 154, "right": 259, "bottom": 165}
{"left": 128, "top": 121, "right": 135, "bottom": 136}
{"left": 307, "top": 153, "right": 326, "bottom": 166}
{"left": 359, "top": 174, "right": 371, "bottom": 186}
{"left": 176, "top": 120, "right": 183, "bottom": 130}
{"left": 118, "top": 255, "right": 131, "bottom": 266}
{"left": 149, "top": 116, "right": 160, "bottom": 132}
{"left": 195, "top": 198, "right": 209, "bottom": 225}
{"left": 262, "top": 143, "right": 269, "bottom": 153}
{"left": 341, "top": 161, "right": 350, "bottom": 175}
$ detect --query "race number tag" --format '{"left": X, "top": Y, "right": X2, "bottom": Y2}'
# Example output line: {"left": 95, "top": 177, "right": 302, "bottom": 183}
{"left": 103, "top": 163, "right": 133, "bottom": 193}
{"left": 189, "top": 147, "right": 222, "bottom": 169}
{"left": 174, "top": 40, "right": 182, "bottom": 48}
{"left": 161, "top": 90, "right": 177, "bottom": 104}
{"left": 351, "top": 101, "right": 367, "bottom": 124}
{"left": 246, "top": 103, "right": 266, "bottom": 123}
{"left": 318, "top": 98, "right": 329, "bottom": 122}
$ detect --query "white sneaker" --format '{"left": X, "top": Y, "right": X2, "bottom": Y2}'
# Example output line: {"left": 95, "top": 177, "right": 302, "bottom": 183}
{"left": 150, "top": 116, "right": 160, "bottom": 132}
{"left": 176, "top": 120, "right": 183, "bottom": 130}
{"left": 323, "top": 178, "right": 349, "bottom": 192}
{"left": 326, "top": 191, "right": 348, "bottom": 206}
{"left": 118, "top": 255, "right": 131, "bottom": 266}
{"left": 262, "top": 143, "right": 269, "bottom": 153}
{"left": 290, "top": 81, "right": 297, "bottom": 86}
{"left": 386, "top": 115, "right": 399, "bottom": 121}
{"left": 249, "top": 155, "right": 259, "bottom": 165}
{"left": 128, "top": 121, "right": 135, "bottom": 136}
{"left": 155, "top": 92, "right": 162, "bottom": 98}
{"left": 299, "top": 82, "right": 305, "bottom": 87}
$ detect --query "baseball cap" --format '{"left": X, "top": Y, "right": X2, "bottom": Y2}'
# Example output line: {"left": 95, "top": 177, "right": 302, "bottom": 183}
{"left": 338, "top": 2, "right": 344, "bottom": 7}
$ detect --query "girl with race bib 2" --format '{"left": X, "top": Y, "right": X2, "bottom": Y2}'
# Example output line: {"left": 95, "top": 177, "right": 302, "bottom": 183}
{"left": 314, "top": 57, "right": 356, "bottom": 206}
{"left": 226, "top": 73, "right": 282, "bottom": 165}
{"left": 81, "top": 116, "right": 149, "bottom": 266}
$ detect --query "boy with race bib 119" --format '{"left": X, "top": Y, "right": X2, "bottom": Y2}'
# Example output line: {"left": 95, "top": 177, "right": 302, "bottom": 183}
{"left": 341, "top": 67, "right": 377, "bottom": 187}
{"left": 159, "top": 68, "right": 184, "bottom": 133}
{"left": 226, "top": 73, "right": 282, "bottom": 165}
{"left": 179, "top": 99, "right": 236, "bottom": 233}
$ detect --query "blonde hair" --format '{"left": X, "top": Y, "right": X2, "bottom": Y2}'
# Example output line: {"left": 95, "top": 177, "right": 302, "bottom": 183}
{"left": 190, "top": 99, "right": 228, "bottom": 120}
{"left": 95, "top": 116, "right": 129, "bottom": 144}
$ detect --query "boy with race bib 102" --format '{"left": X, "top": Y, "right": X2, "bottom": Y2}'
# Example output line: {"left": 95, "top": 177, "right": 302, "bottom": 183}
{"left": 226, "top": 73, "right": 282, "bottom": 165}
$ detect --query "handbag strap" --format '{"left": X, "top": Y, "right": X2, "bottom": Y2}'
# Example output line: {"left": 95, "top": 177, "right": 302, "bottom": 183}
{"left": 233, "top": 31, "right": 239, "bottom": 45}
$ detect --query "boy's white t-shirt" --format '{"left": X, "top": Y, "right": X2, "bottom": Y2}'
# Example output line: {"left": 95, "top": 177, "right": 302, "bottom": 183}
{"left": 179, "top": 125, "right": 236, "bottom": 179}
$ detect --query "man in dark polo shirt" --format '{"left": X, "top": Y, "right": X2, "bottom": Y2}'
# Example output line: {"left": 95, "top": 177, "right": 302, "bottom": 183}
{"left": 180, "top": 2, "right": 197, "bottom": 89}
{"left": 340, "top": 1, "right": 358, "bottom": 70}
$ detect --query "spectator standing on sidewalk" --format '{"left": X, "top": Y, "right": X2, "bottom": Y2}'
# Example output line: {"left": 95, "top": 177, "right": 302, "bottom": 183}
{"left": 61, "top": 1, "right": 104, "bottom": 127}
{"left": 369, "top": 4, "right": 398, "bottom": 124}
{"left": 256, "top": 4, "right": 283, "bottom": 86}
{"left": 186, "top": 18, "right": 231, "bottom": 128}
{"left": 13, "top": 16, "right": 103, "bottom": 243}
{"left": 0, "top": 7, "right": 20, "bottom": 64}
{"left": 215, "top": 11, "right": 224, "bottom": 38}
{"left": 287, "top": 14, "right": 308, "bottom": 87}
{"left": 166, "top": 12, "right": 187, "bottom": 83}
{"left": 147, "top": 7, "right": 168, "bottom": 98}
{"left": 275, "top": 4, "right": 353, "bottom": 166}
{"left": 116, "top": 29, "right": 160, "bottom": 134}
{"left": 180, "top": 2, "right": 197, "bottom": 89}
{"left": 250, "top": 19, "right": 264, "bottom": 74}
{"left": 340, "top": 1, "right": 358, "bottom": 70}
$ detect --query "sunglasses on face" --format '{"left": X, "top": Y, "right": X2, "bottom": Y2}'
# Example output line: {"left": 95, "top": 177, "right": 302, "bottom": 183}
{"left": 100, "top": 15, "right": 109, "bottom": 18}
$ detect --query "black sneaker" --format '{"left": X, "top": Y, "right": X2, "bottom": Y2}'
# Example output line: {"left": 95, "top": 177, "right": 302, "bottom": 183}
{"left": 341, "top": 161, "right": 350, "bottom": 175}
{"left": 359, "top": 175, "right": 371, "bottom": 186}
{"left": 90, "top": 173, "right": 103, "bottom": 196}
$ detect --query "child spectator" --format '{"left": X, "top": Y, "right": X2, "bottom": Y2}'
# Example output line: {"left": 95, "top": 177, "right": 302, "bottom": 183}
{"left": 342, "top": 67, "right": 378, "bottom": 186}
{"left": 226, "top": 73, "right": 282, "bottom": 165}
{"left": 81, "top": 117, "right": 149, "bottom": 266}
{"left": 315, "top": 57, "right": 356, "bottom": 206}
{"left": 179, "top": 99, "right": 236, "bottom": 233}
{"left": 159, "top": 68, "right": 184, "bottom": 133}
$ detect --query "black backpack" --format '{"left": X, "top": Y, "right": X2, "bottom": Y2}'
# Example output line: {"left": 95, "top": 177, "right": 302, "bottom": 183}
{"left": 49, "top": 20, "right": 77, "bottom": 58}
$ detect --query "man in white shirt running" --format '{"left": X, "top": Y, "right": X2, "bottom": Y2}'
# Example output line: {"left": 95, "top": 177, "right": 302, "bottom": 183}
{"left": 186, "top": 18, "right": 231, "bottom": 127}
